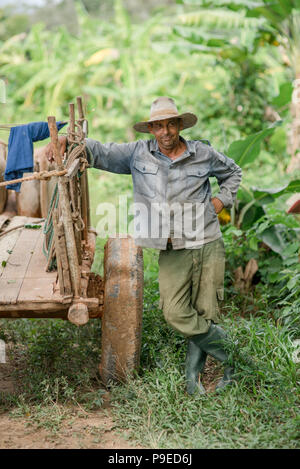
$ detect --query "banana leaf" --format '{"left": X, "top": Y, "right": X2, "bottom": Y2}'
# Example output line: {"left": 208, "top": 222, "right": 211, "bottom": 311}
{"left": 252, "top": 180, "right": 300, "bottom": 204}
{"left": 260, "top": 225, "right": 288, "bottom": 257}
{"left": 272, "top": 82, "right": 293, "bottom": 108}
{"left": 177, "top": 0, "right": 264, "bottom": 8}
{"left": 227, "top": 120, "right": 282, "bottom": 167}
{"left": 237, "top": 180, "right": 300, "bottom": 229}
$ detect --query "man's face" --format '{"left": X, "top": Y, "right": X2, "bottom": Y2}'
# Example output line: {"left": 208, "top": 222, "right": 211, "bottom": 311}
{"left": 148, "top": 117, "right": 182, "bottom": 152}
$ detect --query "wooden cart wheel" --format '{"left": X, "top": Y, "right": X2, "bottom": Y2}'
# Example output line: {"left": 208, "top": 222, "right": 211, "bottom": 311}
{"left": 100, "top": 236, "right": 143, "bottom": 385}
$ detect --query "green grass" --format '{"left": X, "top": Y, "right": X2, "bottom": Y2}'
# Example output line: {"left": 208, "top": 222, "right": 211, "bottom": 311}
{"left": 0, "top": 169, "right": 299, "bottom": 447}
{"left": 0, "top": 280, "right": 299, "bottom": 446}
{"left": 0, "top": 317, "right": 105, "bottom": 417}
{"left": 109, "top": 286, "right": 300, "bottom": 449}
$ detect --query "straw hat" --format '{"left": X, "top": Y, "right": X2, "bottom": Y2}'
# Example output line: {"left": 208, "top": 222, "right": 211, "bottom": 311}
{"left": 133, "top": 97, "right": 198, "bottom": 133}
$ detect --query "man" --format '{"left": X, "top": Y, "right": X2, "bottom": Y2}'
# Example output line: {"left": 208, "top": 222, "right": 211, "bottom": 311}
{"left": 53, "top": 97, "right": 242, "bottom": 394}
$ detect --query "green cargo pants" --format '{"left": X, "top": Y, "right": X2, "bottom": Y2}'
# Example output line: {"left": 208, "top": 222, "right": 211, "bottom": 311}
{"left": 158, "top": 237, "right": 225, "bottom": 337}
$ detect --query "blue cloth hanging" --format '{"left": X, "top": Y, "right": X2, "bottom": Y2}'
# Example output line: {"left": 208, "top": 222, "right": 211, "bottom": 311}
{"left": 4, "top": 121, "right": 67, "bottom": 191}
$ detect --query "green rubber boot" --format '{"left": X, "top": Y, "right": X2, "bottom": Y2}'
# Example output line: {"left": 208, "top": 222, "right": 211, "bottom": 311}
{"left": 185, "top": 339, "right": 207, "bottom": 395}
{"left": 189, "top": 324, "right": 234, "bottom": 391}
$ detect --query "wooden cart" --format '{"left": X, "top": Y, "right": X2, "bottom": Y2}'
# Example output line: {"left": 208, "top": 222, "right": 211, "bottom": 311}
{"left": 0, "top": 98, "right": 144, "bottom": 385}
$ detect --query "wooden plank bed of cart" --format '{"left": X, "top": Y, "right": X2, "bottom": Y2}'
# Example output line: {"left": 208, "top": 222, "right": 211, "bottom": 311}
{"left": 0, "top": 98, "right": 143, "bottom": 385}
{"left": 0, "top": 215, "right": 100, "bottom": 320}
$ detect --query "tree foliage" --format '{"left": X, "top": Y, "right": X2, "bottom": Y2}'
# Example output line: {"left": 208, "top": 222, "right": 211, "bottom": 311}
{"left": 0, "top": 0, "right": 299, "bottom": 318}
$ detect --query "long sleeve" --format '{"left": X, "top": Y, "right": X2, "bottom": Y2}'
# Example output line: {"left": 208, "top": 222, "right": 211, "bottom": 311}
{"left": 85, "top": 138, "right": 141, "bottom": 175}
{"left": 209, "top": 147, "right": 242, "bottom": 209}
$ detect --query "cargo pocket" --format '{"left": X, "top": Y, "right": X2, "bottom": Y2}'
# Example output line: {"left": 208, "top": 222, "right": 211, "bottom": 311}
{"left": 216, "top": 288, "right": 224, "bottom": 301}
{"left": 159, "top": 297, "right": 164, "bottom": 310}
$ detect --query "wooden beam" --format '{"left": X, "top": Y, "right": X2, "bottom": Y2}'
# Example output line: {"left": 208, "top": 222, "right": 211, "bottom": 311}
{"left": 48, "top": 116, "right": 62, "bottom": 167}
{"left": 80, "top": 230, "right": 96, "bottom": 298}
{"left": 80, "top": 171, "right": 89, "bottom": 242}
{"left": 57, "top": 220, "right": 72, "bottom": 295}
{"left": 76, "top": 96, "right": 84, "bottom": 120}
{"left": 68, "top": 302, "right": 89, "bottom": 326}
{"left": 75, "top": 96, "right": 90, "bottom": 240}
{"left": 0, "top": 296, "right": 98, "bottom": 311}
{"left": 53, "top": 209, "right": 64, "bottom": 295}
{"left": 0, "top": 303, "right": 103, "bottom": 319}
{"left": 48, "top": 115, "right": 81, "bottom": 298}
{"left": 65, "top": 158, "right": 81, "bottom": 180}
{"left": 76, "top": 96, "right": 88, "bottom": 136}
{"left": 69, "top": 103, "right": 75, "bottom": 138}
{"left": 69, "top": 177, "right": 82, "bottom": 265}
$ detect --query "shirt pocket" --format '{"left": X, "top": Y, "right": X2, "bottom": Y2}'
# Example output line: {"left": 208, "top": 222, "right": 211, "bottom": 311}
{"left": 185, "top": 166, "right": 209, "bottom": 201}
{"left": 133, "top": 159, "right": 159, "bottom": 199}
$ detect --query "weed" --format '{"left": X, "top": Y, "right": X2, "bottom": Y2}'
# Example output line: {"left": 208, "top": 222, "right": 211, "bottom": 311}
{"left": 110, "top": 289, "right": 300, "bottom": 449}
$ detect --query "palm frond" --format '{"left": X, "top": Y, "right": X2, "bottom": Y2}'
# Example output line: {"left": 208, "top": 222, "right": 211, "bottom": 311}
{"left": 178, "top": 0, "right": 264, "bottom": 8}
{"left": 177, "top": 9, "right": 264, "bottom": 31}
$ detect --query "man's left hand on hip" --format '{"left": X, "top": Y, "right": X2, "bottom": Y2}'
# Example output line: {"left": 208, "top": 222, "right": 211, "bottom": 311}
{"left": 211, "top": 197, "right": 224, "bottom": 214}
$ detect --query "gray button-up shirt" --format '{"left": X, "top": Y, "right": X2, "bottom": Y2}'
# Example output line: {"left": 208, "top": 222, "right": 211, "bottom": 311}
{"left": 85, "top": 136, "right": 242, "bottom": 250}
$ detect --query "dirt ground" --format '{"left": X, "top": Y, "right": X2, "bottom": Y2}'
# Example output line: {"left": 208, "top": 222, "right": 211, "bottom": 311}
{"left": 0, "top": 409, "right": 142, "bottom": 449}
{"left": 0, "top": 350, "right": 220, "bottom": 449}
{"left": 0, "top": 352, "right": 145, "bottom": 449}
{"left": 0, "top": 379, "right": 143, "bottom": 449}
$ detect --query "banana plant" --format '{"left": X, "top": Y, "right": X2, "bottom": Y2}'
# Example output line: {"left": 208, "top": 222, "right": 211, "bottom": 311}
{"left": 174, "top": 0, "right": 271, "bottom": 58}
{"left": 224, "top": 121, "right": 300, "bottom": 255}
{"left": 245, "top": 0, "right": 300, "bottom": 172}
{"left": 0, "top": 0, "right": 189, "bottom": 142}
{"left": 175, "top": 0, "right": 300, "bottom": 171}
{"left": 226, "top": 120, "right": 299, "bottom": 227}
